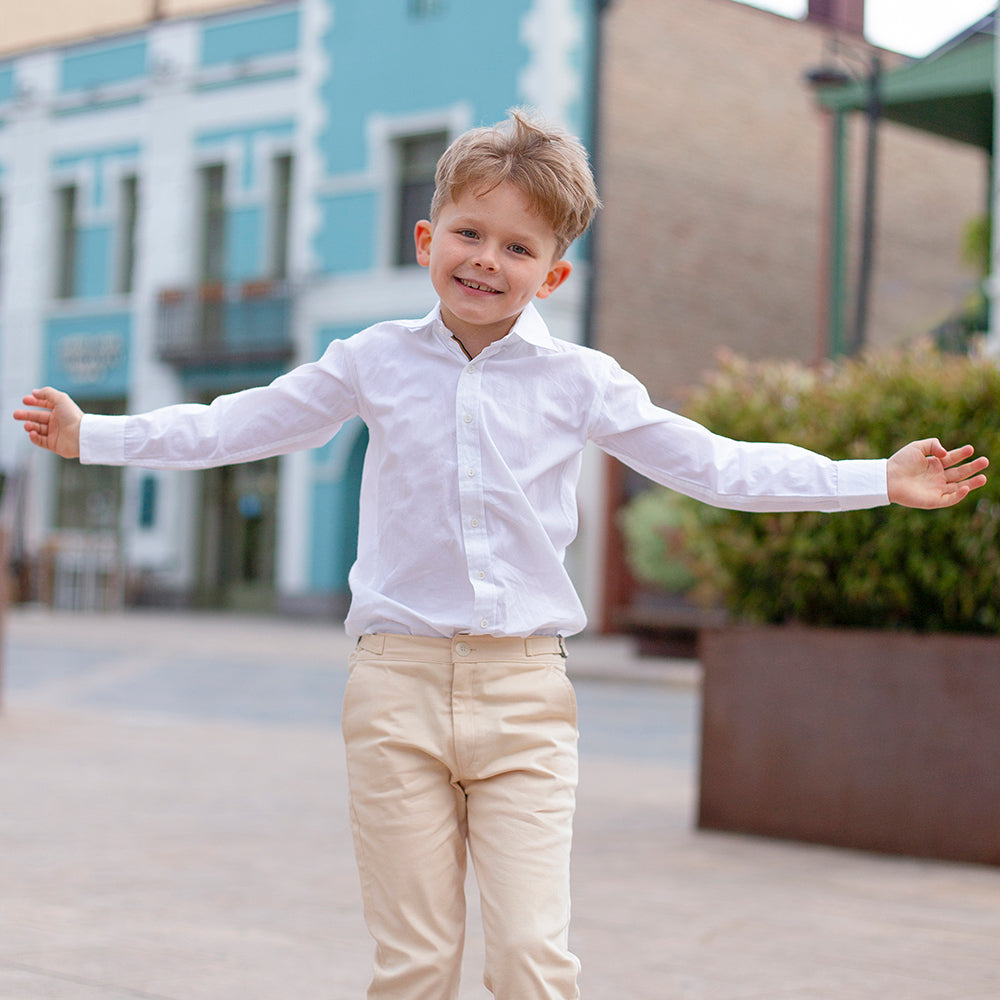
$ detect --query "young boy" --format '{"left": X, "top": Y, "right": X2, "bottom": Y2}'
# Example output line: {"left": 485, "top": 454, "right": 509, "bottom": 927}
{"left": 14, "top": 110, "right": 989, "bottom": 1000}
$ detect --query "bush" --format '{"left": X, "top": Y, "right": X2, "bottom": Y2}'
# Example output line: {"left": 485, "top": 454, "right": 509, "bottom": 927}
{"left": 617, "top": 488, "right": 695, "bottom": 594}
{"left": 621, "top": 347, "right": 1000, "bottom": 633}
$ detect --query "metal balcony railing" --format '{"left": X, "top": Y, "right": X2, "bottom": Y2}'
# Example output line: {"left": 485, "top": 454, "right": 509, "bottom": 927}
{"left": 155, "top": 279, "right": 295, "bottom": 368}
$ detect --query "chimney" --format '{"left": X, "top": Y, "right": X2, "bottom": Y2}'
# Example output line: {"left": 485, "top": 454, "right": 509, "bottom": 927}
{"left": 807, "top": 0, "right": 865, "bottom": 38}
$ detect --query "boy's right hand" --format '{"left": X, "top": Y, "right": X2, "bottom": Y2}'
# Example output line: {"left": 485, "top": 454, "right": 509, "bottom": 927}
{"left": 13, "top": 387, "right": 84, "bottom": 459}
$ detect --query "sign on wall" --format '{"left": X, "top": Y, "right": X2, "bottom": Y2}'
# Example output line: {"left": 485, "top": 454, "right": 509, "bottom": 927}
{"left": 45, "top": 312, "right": 131, "bottom": 397}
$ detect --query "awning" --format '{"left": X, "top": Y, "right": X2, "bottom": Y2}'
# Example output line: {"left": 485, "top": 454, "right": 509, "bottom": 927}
{"left": 817, "top": 16, "right": 995, "bottom": 151}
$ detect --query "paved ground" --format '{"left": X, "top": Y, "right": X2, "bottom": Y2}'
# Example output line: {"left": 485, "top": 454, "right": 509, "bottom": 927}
{"left": 0, "top": 607, "right": 998, "bottom": 999}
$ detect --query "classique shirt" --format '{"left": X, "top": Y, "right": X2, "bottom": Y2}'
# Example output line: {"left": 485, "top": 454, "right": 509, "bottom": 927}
{"left": 80, "top": 302, "right": 889, "bottom": 638}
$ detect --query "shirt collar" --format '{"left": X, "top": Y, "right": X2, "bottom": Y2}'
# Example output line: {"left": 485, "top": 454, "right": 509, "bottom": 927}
{"left": 507, "top": 302, "right": 556, "bottom": 350}
{"left": 426, "top": 301, "right": 557, "bottom": 353}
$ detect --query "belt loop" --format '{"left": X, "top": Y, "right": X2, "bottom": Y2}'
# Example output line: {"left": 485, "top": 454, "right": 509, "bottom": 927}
{"left": 358, "top": 633, "right": 386, "bottom": 654}
{"left": 525, "top": 635, "right": 567, "bottom": 658}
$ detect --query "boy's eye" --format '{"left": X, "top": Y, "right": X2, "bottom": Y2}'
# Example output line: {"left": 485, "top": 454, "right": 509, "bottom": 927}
{"left": 458, "top": 229, "right": 479, "bottom": 239}
{"left": 508, "top": 244, "right": 530, "bottom": 256}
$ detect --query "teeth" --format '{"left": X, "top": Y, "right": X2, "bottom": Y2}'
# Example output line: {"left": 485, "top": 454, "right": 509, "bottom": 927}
{"left": 460, "top": 278, "right": 499, "bottom": 293}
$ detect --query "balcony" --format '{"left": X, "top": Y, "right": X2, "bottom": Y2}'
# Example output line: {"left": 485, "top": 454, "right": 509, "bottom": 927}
{"left": 155, "top": 279, "right": 295, "bottom": 369}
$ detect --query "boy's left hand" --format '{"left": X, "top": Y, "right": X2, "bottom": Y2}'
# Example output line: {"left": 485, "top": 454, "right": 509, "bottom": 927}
{"left": 887, "top": 439, "right": 989, "bottom": 509}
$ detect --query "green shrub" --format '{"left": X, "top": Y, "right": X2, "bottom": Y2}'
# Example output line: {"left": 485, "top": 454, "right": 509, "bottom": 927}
{"left": 618, "top": 488, "right": 696, "bottom": 594}
{"left": 621, "top": 346, "right": 1000, "bottom": 633}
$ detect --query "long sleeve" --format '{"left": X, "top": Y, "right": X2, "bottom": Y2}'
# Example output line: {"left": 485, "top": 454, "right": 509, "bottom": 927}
{"left": 80, "top": 339, "right": 360, "bottom": 470}
{"left": 588, "top": 358, "right": 888, "bottom": 513}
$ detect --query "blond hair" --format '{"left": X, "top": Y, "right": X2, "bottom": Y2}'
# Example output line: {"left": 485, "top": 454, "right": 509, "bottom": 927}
{"left": 430, "top": 108, "right": 601, "bottom": 258}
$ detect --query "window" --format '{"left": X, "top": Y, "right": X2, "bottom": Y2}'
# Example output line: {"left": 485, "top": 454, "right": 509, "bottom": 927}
{"left": 199, "top": 163, "right": 227, "bottom": 283}
{"left": 409, "top": 0, "right": 445, "bottom": 16}
{"left": 394, "top": 131, "right": 448, "bottom": 266}
{"left": 197, "top": 164, "right": 227, "bottom": 345}
{"left": 55, "top": 184, "right": 78, "bottom": 299}
{"left": 270, "top": 154, "right": 293, "bottom": 280}
{"left": 116, "top": 174, "right": 139, "bottom": 295}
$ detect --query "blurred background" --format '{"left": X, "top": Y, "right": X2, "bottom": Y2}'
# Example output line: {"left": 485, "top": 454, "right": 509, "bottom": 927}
{"left": 0, "top": 0, "right": 995, "bottom": 643}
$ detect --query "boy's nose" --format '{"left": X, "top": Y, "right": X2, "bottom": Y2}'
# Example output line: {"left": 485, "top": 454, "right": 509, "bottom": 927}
{"left": 473, "top": 248, "right": 498, "bottom": 271}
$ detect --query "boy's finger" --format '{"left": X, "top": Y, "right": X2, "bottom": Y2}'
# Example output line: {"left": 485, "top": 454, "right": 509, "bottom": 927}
{"left": 951, "top": 458, "right": 989, "bottom": 482}
{"left": 954, "top": 455, "right": 988, "bottom": 477}
{"left": 940, "top": 444, "right": 976, "bottom": 467}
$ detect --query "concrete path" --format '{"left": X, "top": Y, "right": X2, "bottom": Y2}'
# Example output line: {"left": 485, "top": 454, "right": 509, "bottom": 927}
{"left": 0, "top": 608, "right": 997, "bottom": 999}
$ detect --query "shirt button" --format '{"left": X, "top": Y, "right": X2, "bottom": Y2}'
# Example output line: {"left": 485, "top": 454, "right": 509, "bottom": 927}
{"left": 466, "top": 365, "right": 476, "bottom": 375}
{"left": 470, "top": 518, "right": 480, "bottom": 528}
{"left": 479, "top": 619, "right": 489, "bottom": 629}
{"left": 466, "top": 467, "right": 476, "bottom": 477}
{"left": 476, "top": 571, "right": 486, "bottom": 580}
{"left": 455, "top": 641, "right": 471, "bottom": 656}
{"left": 463, "top": 414, "right": 473, "bottom": 423}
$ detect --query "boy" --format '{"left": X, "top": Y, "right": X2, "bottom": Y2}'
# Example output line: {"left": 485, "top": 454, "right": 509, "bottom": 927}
{"left": 14, "top": 110, "right": 989, "bottom": 1000}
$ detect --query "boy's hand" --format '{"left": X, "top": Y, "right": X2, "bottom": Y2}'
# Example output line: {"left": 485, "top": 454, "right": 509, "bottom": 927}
{"left": 13, "top": 387, "right": 84, "bottom": 459}
{"left": 887, "top": 439, "right": 989, "bottom": 509}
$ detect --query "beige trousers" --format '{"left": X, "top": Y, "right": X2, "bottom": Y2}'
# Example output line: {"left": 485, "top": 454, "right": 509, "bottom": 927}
{"left": 342, "top": 633, "right": 581, "bottom": 1000}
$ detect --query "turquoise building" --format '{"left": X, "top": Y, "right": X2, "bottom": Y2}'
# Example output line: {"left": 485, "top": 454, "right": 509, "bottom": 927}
{"left": 0, "top": 0, "right": 601, "bottom": 617}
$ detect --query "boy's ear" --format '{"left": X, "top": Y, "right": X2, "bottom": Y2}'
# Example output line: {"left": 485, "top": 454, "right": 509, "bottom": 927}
{"left": 414, "top": 220, "right": 433, "bottom": 267}
{"left": 535, "top": 259, "right": 573, "bottom": 300}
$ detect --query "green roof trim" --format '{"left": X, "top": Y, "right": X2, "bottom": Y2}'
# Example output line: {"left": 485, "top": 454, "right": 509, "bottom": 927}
{"left": 816, "top": 35, "right": 995, "bottom": 150}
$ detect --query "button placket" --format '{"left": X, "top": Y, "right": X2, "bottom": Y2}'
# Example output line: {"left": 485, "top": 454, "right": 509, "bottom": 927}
{"left": 454, "top": 360, "right": 495, "bottom": 630}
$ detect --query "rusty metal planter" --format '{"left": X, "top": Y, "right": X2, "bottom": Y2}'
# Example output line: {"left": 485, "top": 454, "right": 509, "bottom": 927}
{"left": 697, "top": 625, "right": 1000, "bottom": 866}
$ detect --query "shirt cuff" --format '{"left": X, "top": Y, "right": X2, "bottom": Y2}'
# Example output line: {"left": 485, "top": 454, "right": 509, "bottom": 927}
{"left": 836, "top": 458, "right": 889, "bottom": 510}
{"left": 79, "top": 414, "right": 128, "bottom": 466}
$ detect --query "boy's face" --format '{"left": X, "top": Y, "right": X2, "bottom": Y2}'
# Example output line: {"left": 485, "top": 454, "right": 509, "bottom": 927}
{"left": 414, "top": 182, "right": 572, "bottom": 349}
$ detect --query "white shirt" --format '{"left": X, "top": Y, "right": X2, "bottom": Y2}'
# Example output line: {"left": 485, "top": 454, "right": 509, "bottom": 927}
{"left": 81, "top": 303, "right": 888, "bottom": 637}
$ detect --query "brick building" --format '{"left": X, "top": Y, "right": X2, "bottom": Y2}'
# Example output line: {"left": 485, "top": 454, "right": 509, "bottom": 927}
{"left": 592, "top": 0, "right": 986, "bottom": 407}
{"left": 591, "top": 0, "right": 989, "bottom": 632}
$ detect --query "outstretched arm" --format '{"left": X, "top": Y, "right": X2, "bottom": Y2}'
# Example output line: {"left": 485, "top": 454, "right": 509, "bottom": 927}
{"left": 13, "top": 387, "right": 83, "bottom": 459}
{"left": 887, "top": 439, "right": 988, "bottom": 509}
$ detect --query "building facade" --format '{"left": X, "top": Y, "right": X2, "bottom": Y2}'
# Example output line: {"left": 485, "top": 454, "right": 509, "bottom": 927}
{"left": 1, "top": 0, "right": 988, "bottom": 631}
{"left": 591, "top": 0, "right": 988, "bottom": 631}
{"left": 0, "top": 0, "right": 600, "bottom": 616}
{"left": 593, "top": 0, "right": 987, "bottom": 408}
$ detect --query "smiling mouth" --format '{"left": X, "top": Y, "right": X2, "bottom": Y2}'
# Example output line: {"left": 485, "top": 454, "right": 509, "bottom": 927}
{"left": 457, "top": 277, "right": 501, "bottom": 294}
